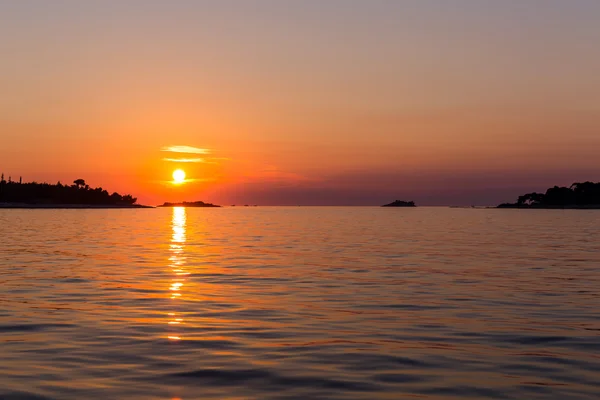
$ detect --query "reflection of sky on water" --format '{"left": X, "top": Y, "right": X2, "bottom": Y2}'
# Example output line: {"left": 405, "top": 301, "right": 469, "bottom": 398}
{"left": 168, "top": 207, "right": 187, "bottom": 340}
{"left": 2, "top": 209, "right": 600, "bottom": 398}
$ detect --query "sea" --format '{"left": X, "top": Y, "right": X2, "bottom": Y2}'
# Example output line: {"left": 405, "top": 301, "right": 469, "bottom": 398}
{"left": 0, "top": 207, "right": 599, "bottom": 399}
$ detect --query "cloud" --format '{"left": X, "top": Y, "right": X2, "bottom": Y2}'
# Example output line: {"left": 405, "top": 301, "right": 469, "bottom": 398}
{"left": 185, "top": 178, "right": 216, "bottom": 183}
{"left": 154, "top": 177, "right": 217, "bottom": 186}
{"left": 161, "top": 145, "right": 211, "bottom": 154}
{"left": 161, "top": 145, "right": 230, "bottom": 165}
{"left": 163, "top": 158, "right": 214, "bottom": 163}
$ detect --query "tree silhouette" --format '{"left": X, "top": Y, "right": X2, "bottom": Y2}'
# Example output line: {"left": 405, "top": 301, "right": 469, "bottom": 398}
{"left": 499, "top": 181, "right": 600, "bottom": 208}
{"left": 0, "top": 177, "right": 140, "bottom": 206}
{"left": 570, "top": 181, "right": 600, "bottom": 205}
{"left": 517, "top": 192, "right": 544, "bottom": 206}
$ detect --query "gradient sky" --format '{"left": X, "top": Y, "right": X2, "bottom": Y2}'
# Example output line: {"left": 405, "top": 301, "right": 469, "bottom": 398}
{"left": 1, "top": 0, "right": 599, "bottom": 205}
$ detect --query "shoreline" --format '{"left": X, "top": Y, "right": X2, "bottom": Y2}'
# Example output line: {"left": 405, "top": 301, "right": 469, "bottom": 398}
{"left": 494, "top": 205, "right": 600, "bottom": 210}
{"left": 158, "top": 205, "right": 221, "bottom": 208}
{"left": 2, "top": 203, "right": 599, "bottom": 209}
{"left": 0, "top": 203, "right": 154, "bottom": 209}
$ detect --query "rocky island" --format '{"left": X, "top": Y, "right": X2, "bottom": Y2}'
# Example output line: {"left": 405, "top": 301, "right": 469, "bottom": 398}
{"left": 0, "top": 177, "right": 149, "bottom": 208}
{"left": 498, "top": 181, "right": 600, "bottom": 209}
{"left": 158, "top": 201, "right": 221, "bottom": 208}
{"left": 382, "top": 200, "right": 416, "bottom": 207}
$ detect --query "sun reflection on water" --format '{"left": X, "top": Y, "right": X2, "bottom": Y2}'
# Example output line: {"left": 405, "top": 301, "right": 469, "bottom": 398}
{"left": 168, "top": 207, "right": 187, "bottom": 340}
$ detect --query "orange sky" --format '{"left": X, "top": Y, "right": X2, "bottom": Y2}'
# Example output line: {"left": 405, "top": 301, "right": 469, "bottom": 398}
{"left": 1, "top": 1, "right": 599, "bottom": 205}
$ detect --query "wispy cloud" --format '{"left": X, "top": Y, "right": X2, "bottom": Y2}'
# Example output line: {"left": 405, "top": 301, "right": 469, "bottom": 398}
{"left": 154, "top": 177, "right": 217, "bottom": 186}
{"left": 184, "top": 178, "right": 216, "bottom": 183}
{"left": 163, "top": 158, "right": 214, "bottom": 163}
{"left": 161, "top": 144, "right": 230, "bottom": 168}
{"left": 161, "top": 145, "right": 211, "bottom": 154}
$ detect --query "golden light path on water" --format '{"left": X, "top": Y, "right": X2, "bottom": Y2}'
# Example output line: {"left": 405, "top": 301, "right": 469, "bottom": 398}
{"left": 168, "top": 207, "right": 188, "bottom": 340}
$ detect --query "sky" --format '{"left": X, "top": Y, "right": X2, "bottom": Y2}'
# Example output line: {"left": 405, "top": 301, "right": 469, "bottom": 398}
{"left": 1, "top": 0, "right": 599, "bottom": 205}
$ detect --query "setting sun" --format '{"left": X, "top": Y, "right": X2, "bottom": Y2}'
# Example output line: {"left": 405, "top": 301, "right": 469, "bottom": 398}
{"left": 172, "top": 169, "right": 186, "bottom": 184}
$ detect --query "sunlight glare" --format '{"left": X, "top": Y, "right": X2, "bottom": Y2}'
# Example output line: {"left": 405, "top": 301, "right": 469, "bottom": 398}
{"left": 172, "top": 169, "right": 186, "bottom": 183}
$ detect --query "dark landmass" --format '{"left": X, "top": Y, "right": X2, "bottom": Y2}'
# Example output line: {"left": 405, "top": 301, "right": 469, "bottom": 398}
{"left": 159, "top": 201, "right": 221, "bottom": 208}
{"left": 382, "top": 200, "right": 416, "bottom": 207}
{"left": 498, "top": 181, "right": 600, "bottom": 209}
{"left": 0, "top": 177, "right": 146, "bottom": 208}
{"left": 0, "top": 203, "right": 152, "bottom": 209}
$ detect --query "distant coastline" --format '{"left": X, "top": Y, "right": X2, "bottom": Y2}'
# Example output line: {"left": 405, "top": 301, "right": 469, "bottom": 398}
{"left": 0, "top": 203, "right": 153, "bottom": 209}
{"left": 0, "top": 177, "right": 148, "bottom": 208}
{"left": 4, "top": 175, "right": 599, "bottom": 209}
{"left": 382, "top": 200, "right": 416, "bottom": 207}
{"left": 158, "top": 201, "right": 221, "bottom": 208}
{"left": 496, "top": 204, "right": 600, "bottom": 210}
{"left": 497, "top": 181, "right": 600, "bottom": 209}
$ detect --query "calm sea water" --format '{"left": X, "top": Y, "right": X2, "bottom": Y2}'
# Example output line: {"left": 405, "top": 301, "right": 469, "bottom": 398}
{"left": 1, "top": 207, "right": 599, "bottom": 399}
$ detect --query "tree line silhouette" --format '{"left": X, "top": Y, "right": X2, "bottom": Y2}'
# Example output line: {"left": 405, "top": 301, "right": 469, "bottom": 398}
{"left": 0, "top": 176, "right": 138, "bottom": 205}
{"left": 498, "top": 181, "right": 600, "bottom": 208}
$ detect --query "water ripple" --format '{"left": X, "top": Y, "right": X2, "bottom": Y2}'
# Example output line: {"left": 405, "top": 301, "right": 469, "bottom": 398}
{"left": 1, "top": 207, "right": 600, "bottom": 399}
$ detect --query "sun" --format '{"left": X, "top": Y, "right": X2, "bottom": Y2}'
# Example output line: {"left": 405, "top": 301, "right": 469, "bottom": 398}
{"left": 172, "top": 169, "right": 186, "bottom": 184}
